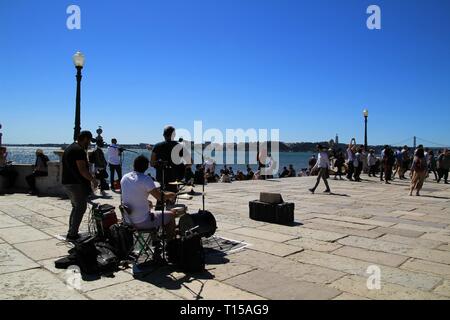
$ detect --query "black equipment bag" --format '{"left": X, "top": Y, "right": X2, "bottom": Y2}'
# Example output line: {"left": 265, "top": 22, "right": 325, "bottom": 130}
{"left": 109, "top": 223, "right": 134, "bottom": 260}
{"left": 54, "top": 253, "right": 77, "bottom": 269}
{"left": 167, "top": 236, "right": 205, "bottom": 272}
{"left": 73, "top": 236, "right": 99, "bottom": 274}
{"left": 95, "top": 242, "right": 119, "bottom": 272}
{"left": 249, "top": 200, "right": 294, "bottom": 225}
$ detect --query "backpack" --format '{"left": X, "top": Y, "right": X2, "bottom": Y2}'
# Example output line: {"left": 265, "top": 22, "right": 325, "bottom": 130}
{"left": 73, "top": 236, "right": 99, "bottom": 275}
{"left": 109, "top": 223, "right": 134, "bottom": 260}
{"left": 95, "top": 242, "right": 119, "bottom": 272}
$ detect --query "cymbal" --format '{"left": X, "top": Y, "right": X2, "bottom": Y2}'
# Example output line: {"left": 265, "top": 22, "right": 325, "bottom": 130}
{"left": 168, "top": 181, "right": 186, "bottom": 185}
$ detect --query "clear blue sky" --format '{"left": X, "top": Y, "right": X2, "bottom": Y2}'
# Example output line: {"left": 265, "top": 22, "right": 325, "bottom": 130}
{"left": 1, "top": 0, "right": 449, "bottom": 146}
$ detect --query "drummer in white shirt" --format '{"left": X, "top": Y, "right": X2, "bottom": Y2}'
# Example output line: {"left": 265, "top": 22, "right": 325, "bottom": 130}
{"left": 121, "top": 155, "right": 177, "bottom": 238}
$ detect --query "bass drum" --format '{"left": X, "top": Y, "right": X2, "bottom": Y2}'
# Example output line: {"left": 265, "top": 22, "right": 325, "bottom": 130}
{"left": 178, "top": 210, "right": 217, "bottom": 238}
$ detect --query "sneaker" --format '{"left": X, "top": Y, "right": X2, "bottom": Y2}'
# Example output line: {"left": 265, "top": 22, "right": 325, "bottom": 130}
{"left": 323, "top": 189, "right": 331, "bottom": 193}
{"left": 308, "top": 188, "right": 315, "bottom": 194}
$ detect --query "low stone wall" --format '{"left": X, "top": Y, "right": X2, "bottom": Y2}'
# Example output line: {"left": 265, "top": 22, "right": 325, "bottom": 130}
{"left": 0, "top": 162, "right": 65, "bottom": 197}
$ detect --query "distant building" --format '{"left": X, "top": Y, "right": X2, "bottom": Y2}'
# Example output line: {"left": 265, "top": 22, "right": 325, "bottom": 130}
{"left": 335, "top": 134, "right": 339, "bottom": 145}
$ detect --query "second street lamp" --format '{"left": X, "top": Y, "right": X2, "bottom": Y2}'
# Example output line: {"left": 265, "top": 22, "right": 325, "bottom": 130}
{"left": 363, "top": 109, "right": 369, "bottom": 151}
{"left": 73, "top": 51, "right": 85, "bottom": 141}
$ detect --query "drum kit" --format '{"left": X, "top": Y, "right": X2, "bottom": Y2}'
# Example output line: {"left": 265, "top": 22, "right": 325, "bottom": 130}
{"left": 166, "top": 180, "right": 217, "bottom": 239}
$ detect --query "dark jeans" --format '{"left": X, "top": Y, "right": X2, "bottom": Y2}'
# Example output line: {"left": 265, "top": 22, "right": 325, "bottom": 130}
{"left": 109, "top": 164, "right": 122, "bottom": 186}
{"left": 64, "top": 184, "right": 89, "bottom": 237}
{"left": 346, "top": 162, "right": 354, "bottom": 180}
{"left": 385, "top": 165, "right": 393, "bottom": 182}
{"left": 334, "top": 166, "right": 343, "bottom": 178}
{"left": 429, "top": 168, "right": 438, "bottom": 180}
{"left": 26, "top": 171, "right": 48, "bottom": 191}
{"left": 354, "top": 164, "right": 363, "bottom": 181}
{"left": 0, "top": 167, "right": 18, "bottom": 189}
{"left": 438, "top": 168, "right": 449, "bottom": 183}
{"left": 369, "top": 165, "right": 377, "bottom": 177}
{"left": 312, "top": 168, "right": 330, "bottom": 191}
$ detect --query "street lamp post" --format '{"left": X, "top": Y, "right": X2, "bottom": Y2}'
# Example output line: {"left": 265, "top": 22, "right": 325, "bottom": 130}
{"left": 72, "top": 51, "right": 85, "bottom": 141}
{"left": 363, "top": 109, "right": 369, "bottom": 151}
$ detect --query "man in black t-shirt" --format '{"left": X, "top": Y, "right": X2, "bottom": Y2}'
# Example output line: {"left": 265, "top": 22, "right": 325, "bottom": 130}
{"left": 62, "top": 131, "right": 98, "bottom": 241}
{"left": 150, "top": 126, "right": 185, "bottom": 192}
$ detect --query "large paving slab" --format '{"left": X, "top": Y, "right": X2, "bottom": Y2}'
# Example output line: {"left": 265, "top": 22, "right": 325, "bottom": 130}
{"left": 0, "top": 268, "right": 87, "bottom": 300}
{"left": 0, "top": 175, "right": 449, "bottom": 299}
{"left": 225, "top": 269, "right": 341, "bottom": 300}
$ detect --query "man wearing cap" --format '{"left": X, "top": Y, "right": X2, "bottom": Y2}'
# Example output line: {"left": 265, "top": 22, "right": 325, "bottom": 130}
{"left": 62, "top": 131, "right": 98, "bottom": 241}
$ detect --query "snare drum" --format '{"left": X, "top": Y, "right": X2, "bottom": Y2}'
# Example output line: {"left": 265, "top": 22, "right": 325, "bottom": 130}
{"left": 167, "top": 204, "right": 188, "bottom": 218}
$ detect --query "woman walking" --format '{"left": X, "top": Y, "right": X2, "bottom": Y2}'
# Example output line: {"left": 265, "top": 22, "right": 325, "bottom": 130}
{"left": 383, "top": 146, "right": 395, "bottom": 184}
{"left": 409, "top": 148, "right": 428, "bottom": 196}
{"left": 309, "top": 145, "right": 331, "bottom": 194}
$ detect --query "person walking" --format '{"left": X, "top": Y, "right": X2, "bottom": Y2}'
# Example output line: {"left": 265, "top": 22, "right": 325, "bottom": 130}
{"left": 383, "top": 146, "right": 395, "bottom": 184}
{"left": 353, "top": 147, "right": 363, "bottom": 182}
{"left": 107, "top": 138, "right": 123, "bottom": 190}
{"left": 62, "top": 131, "right": 98, "bottom": 242}
{"left": 346, "top": 138, "right": 357, "bottom": 181}
{"left": 333, "top": 149, "right": 345, "bottom": 180}
{"left": 379, "top": 145, "right": 387, "bottom": 181}
{"left": 409, "top": 147, "right": 428, "bottom": 196}
{"left": 437, "top": 149, "right": 450, "bottom": 184}
{"left": 367, "top": 149, "right": 377, "bottom": 177}
{"left": 428, "top": 150, "right": 438, "bottom": 181}
{"left": 25, "top": 149, "right": 49, "bottom": 195}
{"left": 309, "top": 145, "right": 331, "bottom": 194}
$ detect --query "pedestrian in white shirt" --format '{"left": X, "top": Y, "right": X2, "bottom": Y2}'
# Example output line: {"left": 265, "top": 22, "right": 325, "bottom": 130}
{"left": 309, "top": 145, "right": 331, "bottom": 194}
{"left": 107, "top": 138, "right": 123, "bottom": 190}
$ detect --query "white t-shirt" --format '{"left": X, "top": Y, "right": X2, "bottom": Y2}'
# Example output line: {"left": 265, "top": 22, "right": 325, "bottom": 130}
{"left": 107, "top": 144, "right": 121, "bottom": 165}
{"left": 120, "top": 171, "right": 156, "bottom": 224}
{"left": 316, "top": 151, "right": 330, "bottom": 168}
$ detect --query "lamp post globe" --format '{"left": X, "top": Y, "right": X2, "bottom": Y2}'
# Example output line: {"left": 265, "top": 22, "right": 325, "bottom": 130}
{"left": 363, "top": 109, "right": 369, "bottom": 151}
{"left": 72, "top": 51, "right": 85, "bottom": 68}
{"left": 72, "top": 51, "right": 85, "bottom": 141}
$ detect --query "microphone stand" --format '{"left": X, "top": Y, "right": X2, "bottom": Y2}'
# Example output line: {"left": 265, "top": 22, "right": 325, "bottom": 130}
{"left": 161, "top": 163, "right": 165, "bottom": 262}
{"left": 202, "top": 144, "right": 205, "bottom": 212}
{"left": 158, "top": 160, "right": 170, "bottom": 264}
{"left": 192, "top": 143, "right": 222, "bottom": 249}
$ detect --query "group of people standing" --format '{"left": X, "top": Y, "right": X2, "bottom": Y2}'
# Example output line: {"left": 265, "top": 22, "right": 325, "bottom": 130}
{"left": 306, "top": 138, "right": 450, "bottom": 197}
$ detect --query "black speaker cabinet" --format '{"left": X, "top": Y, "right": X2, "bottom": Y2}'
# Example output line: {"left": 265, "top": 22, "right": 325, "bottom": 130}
{"left": 249, "top": 200, "right": 294, "bottom": 225}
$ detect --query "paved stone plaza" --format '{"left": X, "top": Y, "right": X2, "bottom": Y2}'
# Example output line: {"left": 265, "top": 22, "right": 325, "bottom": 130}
{"left": 1, "top": 176, "right": 450, "bottom": 300}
